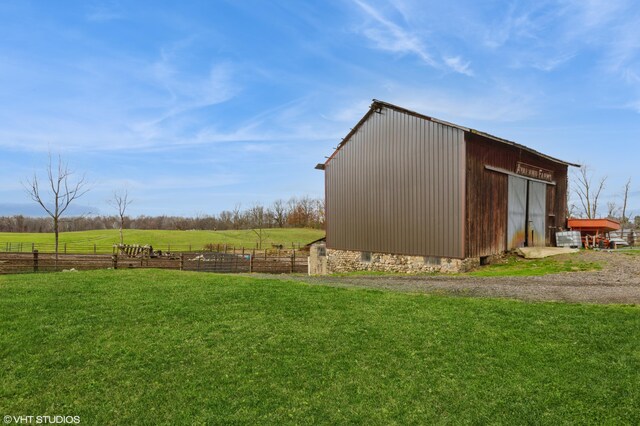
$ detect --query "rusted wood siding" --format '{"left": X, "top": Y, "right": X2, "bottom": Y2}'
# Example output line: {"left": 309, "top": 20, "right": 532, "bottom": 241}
{"left": 325, "top": 106, "right": 465, "bottom": 259}
{"left": 466, "top": 137, "right": 509, "bottom": 257}
{"left": 465, "top": 132, "right": 569, "bottom": 257}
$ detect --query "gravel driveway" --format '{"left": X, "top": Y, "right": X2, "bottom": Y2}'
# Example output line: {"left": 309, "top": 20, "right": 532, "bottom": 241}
{"left": 255, "top": 251, "right": 640, "bottom": 304}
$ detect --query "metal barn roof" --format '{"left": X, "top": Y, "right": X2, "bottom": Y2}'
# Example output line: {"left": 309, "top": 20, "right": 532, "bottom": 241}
{"left": 318, "top": 99, "right": 580, "bottom": 170}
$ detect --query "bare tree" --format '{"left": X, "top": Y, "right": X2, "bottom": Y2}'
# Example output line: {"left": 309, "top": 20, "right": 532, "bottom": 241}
{"left": 572, "top": 166, "right": 607, "bottom": 219}
{"left": 606, "top": 201, "right": 619, "bottom": 219}
{"left": 248, "top": 203, "right": 269, "bottom": 249}
{"left": 314, "top": 198, "right": 326, "bottom": 229}
{"left": 109, "top": 189, "right": 132, "bottom": 245}
{"left": 618, "top": 178, "right": 632, "bottom": 240}
{"left": 232, "top": 203, "right": 244, "bottom": 230}
{"left": 272, "top": 199, "right": 287, "bottom": 228}
{"left": 621, "top": 178, "right": 631, "bottom": 225}
{"left": 24, "top": 153, "right": 90, "bottom": 260}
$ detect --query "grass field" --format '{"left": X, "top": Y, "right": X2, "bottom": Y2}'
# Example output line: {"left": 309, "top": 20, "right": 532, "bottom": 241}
{"left": 0, "top": 228, "right": 325, "bottom": 253}
{"left": 1, "top": 270, "right": 638, "bottom": 424}
{"left": 465, "top": 254, "right": 602, "bottom": 277}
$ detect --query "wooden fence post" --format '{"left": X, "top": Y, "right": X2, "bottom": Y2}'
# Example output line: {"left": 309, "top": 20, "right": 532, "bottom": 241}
{"left": 291, "top": 250, "right": 296, "bottom": 273}
{"left": 249, "top": 254, "right": 253, "bottom": 273}
{"left": 94, "top": 244, "right": 96, "bottom": 254}
{"left": 64, "top": 243, "right": 67, "bottom": 254}
{"left": 33, "top": 250, "right": 39, "bottom": 273}
{"left": 112, "top": 254, "right": 118, "bottom": 270}
{"left": 180, "top": 254, "right": 184, "bottom": 271}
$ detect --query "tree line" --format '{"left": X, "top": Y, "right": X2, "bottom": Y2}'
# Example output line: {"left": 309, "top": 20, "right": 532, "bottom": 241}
{"left": 570, "top": 166, "right": 638, "bottom": 229}
{"left": 0, "top": 197, "right": 325, "bottom": 233}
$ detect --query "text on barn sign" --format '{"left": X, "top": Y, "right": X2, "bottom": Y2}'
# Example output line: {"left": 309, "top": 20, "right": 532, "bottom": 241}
{"left": 515, "top": 162, "right": 553, "bottom": 182}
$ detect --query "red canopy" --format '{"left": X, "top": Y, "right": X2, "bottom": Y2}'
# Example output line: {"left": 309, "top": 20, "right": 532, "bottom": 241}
{"left": 567, "top": 218, "right": 620, "bottom": 232}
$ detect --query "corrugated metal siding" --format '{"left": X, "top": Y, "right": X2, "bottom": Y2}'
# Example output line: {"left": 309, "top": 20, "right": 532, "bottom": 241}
{"left": 528, "top": 181, "right": 547, "bottom": 247}
{"left": 465, "top": 132, "right": 569, "bottom": 257}
{"left": 507, "top": 175, "right": 527, "bottom": 249}
{"left": 325, "top": 107, "right": 465, "bottom": 259}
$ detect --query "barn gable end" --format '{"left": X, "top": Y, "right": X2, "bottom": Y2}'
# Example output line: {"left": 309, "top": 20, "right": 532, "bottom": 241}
{"left": 325, "top": 103, "right": 466, "bottom": 259}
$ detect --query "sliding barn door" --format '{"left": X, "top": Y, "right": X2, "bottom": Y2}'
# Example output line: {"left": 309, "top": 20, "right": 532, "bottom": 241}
{"left": 528, "top": 181, "right": 547, "bottom": 247}
{"left": 507, "top": 175, "right": 527, "bottom": 249}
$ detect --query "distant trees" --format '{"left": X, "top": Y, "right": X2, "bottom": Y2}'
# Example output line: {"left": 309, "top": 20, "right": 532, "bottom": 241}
{"left": 0, "top": 196, "right": 325, "bottom": 233}
{"left": 23, "top": 154, "right": 90, "bottom": 258}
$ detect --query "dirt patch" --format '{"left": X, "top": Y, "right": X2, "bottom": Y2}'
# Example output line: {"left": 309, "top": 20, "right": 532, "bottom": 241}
{"left": 255, "top": 250, "right": 640, "bottom": 304}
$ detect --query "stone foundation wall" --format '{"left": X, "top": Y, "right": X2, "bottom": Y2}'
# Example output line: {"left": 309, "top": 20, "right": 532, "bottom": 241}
{"left": 326, "top": 248, "right": 477, "bottom": 274}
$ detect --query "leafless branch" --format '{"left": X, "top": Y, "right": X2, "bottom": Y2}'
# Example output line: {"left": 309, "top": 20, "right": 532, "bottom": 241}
{"left": 23, "top": 153, "right": 90, "bottom": 259}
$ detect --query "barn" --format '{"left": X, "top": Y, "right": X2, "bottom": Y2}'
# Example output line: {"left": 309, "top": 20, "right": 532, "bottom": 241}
{"left": 315, "top": 100, "right": 578, "bottom": 273}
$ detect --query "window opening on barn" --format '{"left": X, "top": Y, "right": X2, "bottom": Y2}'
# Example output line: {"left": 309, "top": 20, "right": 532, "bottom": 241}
{"left": 360, "top": 251, "right": 372, "bottom": 263}
{"left": 424, "top": 256, "right": 441, "bottom": 266}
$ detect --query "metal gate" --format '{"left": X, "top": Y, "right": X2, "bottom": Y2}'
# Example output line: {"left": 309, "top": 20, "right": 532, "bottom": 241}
{"left": 507, "top": 176, "right": 547, "bottom": 249}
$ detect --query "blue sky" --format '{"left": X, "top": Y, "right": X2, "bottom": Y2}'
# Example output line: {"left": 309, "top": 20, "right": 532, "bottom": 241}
{"left": 1, "top": 0, "right": 639, "bottom": 217}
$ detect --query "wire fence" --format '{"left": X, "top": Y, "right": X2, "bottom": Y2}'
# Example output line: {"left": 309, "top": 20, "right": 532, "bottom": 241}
{"left": 0, "top": 241, "right": 309, "bottom": 254}
{"left": 0, "top": 249, "right": 309, "bottom": 275}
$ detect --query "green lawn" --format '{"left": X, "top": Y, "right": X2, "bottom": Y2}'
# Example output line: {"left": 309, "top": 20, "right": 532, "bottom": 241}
{"left": 465, "top": 254, "right": 602, "bottom": 277}
{"left": 0, "top": 228, "right": 325, "bottom": 253}
{"left": 1, "top": 270, "right": 638, "bottom": 424}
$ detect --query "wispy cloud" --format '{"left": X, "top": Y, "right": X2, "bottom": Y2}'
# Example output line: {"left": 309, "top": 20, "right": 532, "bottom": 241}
{"left": 561, "top": 0, "right": 640, "bottom": 111}
{"left": 529, "top": 54, "right": 575, "bottom": 72}
{"left": 443, "top": 56, "right": 473, "bottom": 76}
{"left": 353, "top": 0, "right": 437, "bottom": 67}
{"left": 352, "top": 0, "right": 472, "bottom": 75}
{"left": 482, "top": 8, "right": 539, "bottom": 49}
{"left": 566, "top": 0, "right": 629, "bottom": 29}
{"left": 86, "top": 3, "right": 124, "bottom": 22}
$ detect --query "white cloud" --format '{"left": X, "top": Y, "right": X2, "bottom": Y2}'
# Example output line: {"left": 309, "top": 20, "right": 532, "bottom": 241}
{"left": 352, "top": 0, "right": 473, "bottom": 76}
{"left": 483, "top": 9, "right": 538, "bottom": 49}
{"left": 443, "top": 56, "right": 473, "bottom": 76}
{"left": 353, "top": 0, "right": 437, "bottom": 67}
{"left": 566, "top": 0, "right": 629, "bottom": 29}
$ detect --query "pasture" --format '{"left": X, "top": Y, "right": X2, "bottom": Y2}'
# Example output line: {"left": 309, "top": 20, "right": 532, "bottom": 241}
{"left": 0, "top": 228, "right": 325, "bottom": 253}
{"left": 1, "top": 270, "right": 638, "bottom": 424}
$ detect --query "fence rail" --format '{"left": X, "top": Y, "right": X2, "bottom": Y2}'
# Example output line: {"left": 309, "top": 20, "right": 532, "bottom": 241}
{"left": 0, "top": 241, "right": 308, "bottom": 254}
{"left": 0, "top": 250, "right": 308, "bottom": 275}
